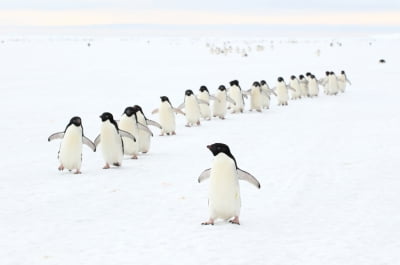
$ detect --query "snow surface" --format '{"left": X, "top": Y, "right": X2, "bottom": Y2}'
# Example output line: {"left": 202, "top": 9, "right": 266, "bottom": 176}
{"left": 1, "top": 28, "right": 400, "bottom": 265}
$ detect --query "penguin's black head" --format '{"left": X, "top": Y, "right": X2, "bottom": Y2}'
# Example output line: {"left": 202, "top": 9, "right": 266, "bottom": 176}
{"left": 160, "top": 96, "right": 170, "bottom": 103}
{"left": 330, "top": 71, "right": 335, "bottom": 75}
{"left": 253, "top": 81, "right": 260, "bottom": 87}
{"left": 299, "top": 75, "right": 305, "bottom": 80}
{"left": 207, "top": 142, "right": 230, "bottom": 155}
{"left": 185, "top": 89, "right": 194, "bottom": 96}
{"left": 325, "top": 71, "right": 330, "bottom": 76}
{"left": 123, "top": 107, "right": 135, "bottom": 117}
{"left": 306, "top": 72, "right": 311, "bottom": 77}
{"left": 100, "top": 112, "right": 114, "bottom": 122}
{"left": 70, "top": 116, "right": 81, "bottom": 127}
{"left": 277, "top": 77, "right": 284, "bottom": 82}
{"left": 207, "top": 143, "right": 237, "bottom": 167}
{"left": 199, "top": 86, "right": 209, "bottom": 93}
{"left": 290, "top": 75, "right": 296, "bottom": 80}
{"left": 341, "top": 70, "right": 345, "bottom": 74}
{"left": 310, "top": 74, "right": 316, "bottom": 79}
{"left": 218, "top": 85, "right": 226, "bottom": 91}
{"left": 260, "top": 80, "right": 266, "bottom": 85}
{"left": 229, "top": 80, "right": 239, "bottom": 86}
{"left": 133, "top": 105, "right": 144, "bottom": 115}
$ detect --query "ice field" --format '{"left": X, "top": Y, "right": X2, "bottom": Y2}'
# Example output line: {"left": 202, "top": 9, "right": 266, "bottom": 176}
{"left": 1, "top": 26, "right": 399, "bottom": 265}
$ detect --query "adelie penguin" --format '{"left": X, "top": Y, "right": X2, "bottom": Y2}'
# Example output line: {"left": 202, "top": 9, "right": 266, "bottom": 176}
{"left": 118, "top": 107, "right": 142, "bottom": 159}
{"left": 48, "top": 116, "right": 95, "bottom": 174}
{"left": 289, "top": 75, "right": 301, "bottom": 100}
{"left": 337, "top": 70, "right": 351, "bottom": 93}
{"left": 94, "top": 112, "right": 136, "bottom": 169}
{"left": 132, "top": 105, "right": 161, "bottom": 154}
{"left": 198, "top": 143, "right": 261, "bottom": 225}
{"left": 246, "top": 81, "right": 263, "bottom": 112}
{"left": 178, "top": 89, "right": 207, "bottom": 127}
{"left": 152, "top": 96, "right": 184, "bottom": 136}
{"left": 212, "top": 85, "right": 235, "bottom": 119}
{"left": 273, "top": 77, "right": 294, "bottom": 106}
{"left": 228, "top": 80, "right": 245, "bottom": 113}
{"left": 197, "top": 86, "right": 218, "bottom": 120}
{"left": 260, "top": 80, "right": 276, "bottom": 109}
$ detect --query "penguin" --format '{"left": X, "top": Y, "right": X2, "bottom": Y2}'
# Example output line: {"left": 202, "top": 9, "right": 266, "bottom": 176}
{"left": 247, "top": 81, "right": 263, "bottom": 112}
{"left": 152, "top": 96, "right": 184, "bottom": 136}
{"left": 274, "top": 77, "right": 293, "bottom": 106}
{"left": 198, "top": 143, "right": 261, "bottom": 225}
{"left": 260, "top": 80, "right": 276, "bottom": 109}
{"left": 118, "top": 107, "right": 141, "bottom": 159}
{"left": 308, "top": 74, "right": 319, "bottom": 97}
{"left": 289, "top": 75, "right": 302, "bottom": 100}
{"left": 212, "top": 85, "right": 235, "bottom": 119}
{"left": 298, "top": 75, "right": 309, "bottom": 97}
{"left": 319, "top": 71, "right": 330, "bottom": 94}
{"left": 94, "top": 112, "right": 136, "bottom": 169}
{"left": 228, "top": 80, "right": 245, "bottom": 113}
{"left": 327, "top": 71, "right": 339, "bottom": 95}
{"left": 178, "top": 89, "right": 205, "bottom": 127}
{"left": 337, "top": 70, "right": 352, "bottom": 93}
{"left": 197, "top": 86, "right": 218, "bottom": 120}
{"left": 48, "top": 116, "right": 95, "bottom": 174}
{"left": 133, "top": 105, "right": 160, "bottom": 154}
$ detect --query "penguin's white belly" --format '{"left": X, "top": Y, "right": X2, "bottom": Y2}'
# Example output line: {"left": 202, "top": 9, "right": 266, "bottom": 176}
{"left": 300, "top": 83, "right": 308, "bottom": 96}
{"left": 338, "top": 75, "right": 346, "bottom": 92}
{"left": 308, "top": 80, "right": 319, "bottom": 96}
{"left": 290, "top": 81, "right": 301, "bottom": 99}
{"left": 159, "top": 103, "right": 176, "bottom": 134}
{"left": 213, "top": 92, "right": 227, "bottom": 117}
{"left": 230, "top": 87, "right": 243, "bottom": 112}
{"left": 58, "top": 127, "right": 82, "bottom": 170}
{"left": 198, "top": 93, "right": 211, "bottom": 119}
{"left": 119, "top": 117, "right": 139, "bottom": 155}
{"left": 185, "top": 97, "right": 200, "bottom": 124}
{"left": 208, "top": 154, "right": 241, "bottom": 220}
{"left": 100, "top": 123, "right": 123, "bottom": 164}
{"left": 328, "top": 77, "right": 339, "bottom": 94}
{"left": 277, "top": 84, "right": 289, "bottom": 103}
{"left": 250, "top": 88, "right": 262, "bottom": 110}
{"left": 137, "top": 115, "right": 151, "bottom": 153}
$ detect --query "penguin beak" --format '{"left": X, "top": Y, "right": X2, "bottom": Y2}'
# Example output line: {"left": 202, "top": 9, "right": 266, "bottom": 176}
{"left": 207, "top": 145, "right": 211, "bottom": 150}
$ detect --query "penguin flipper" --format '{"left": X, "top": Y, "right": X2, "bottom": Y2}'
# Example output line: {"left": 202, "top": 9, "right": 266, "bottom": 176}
{"left": 226, "top": 96, "right": 237, "bottom": 105}
{"left": 197, "top": 98, "right": 209, "bottom": 105}
{"left": 237, "top": 168, "right": 261, "bottom": 189}
{"left": 173, "top": 108, "right": 186, "bottom": 115}
{"left": 48, "top": 132, "right": 64, "bottom": 142}
{"left": 94, "top": 135, "right": 101, "bottom": 147}
{"left": 119, "top": 130, "right": 136, "bottom": 142}
{"left": 177, "top": 103, "right": 185, "bottom": 110}
{"left": 137, "top": 123, "right": 153, "bottom": 137}
{"left": 198, "top": 168, "right": 211, "bottom": 183}
{"left": 151, "top": 108, "right": 159, "bottom": 114}
{"left": 146, "top": 119, "right": 162, "bottom": 129}
{"left": 209, "top": 95, "right": 219, "bottom": 102}
{"left": 83, "top": 136, "right": 96, "bottom": 152}
{"left": 287, "top": 85, "right": 296, "bottom": 92}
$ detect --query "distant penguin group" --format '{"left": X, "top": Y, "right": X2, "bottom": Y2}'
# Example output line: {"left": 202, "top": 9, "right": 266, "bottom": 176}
{"left": 48, "top": 70, "right": 350, "bottom": 225}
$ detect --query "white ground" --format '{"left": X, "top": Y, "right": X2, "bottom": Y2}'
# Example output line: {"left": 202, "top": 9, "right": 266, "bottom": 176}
{"left": 1, "top": 28, "right": 399, "bottom": 265}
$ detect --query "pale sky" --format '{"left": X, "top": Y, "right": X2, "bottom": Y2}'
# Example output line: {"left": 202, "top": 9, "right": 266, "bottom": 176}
{"left": 1, "top": 0, "right": 400, "bottom": 26}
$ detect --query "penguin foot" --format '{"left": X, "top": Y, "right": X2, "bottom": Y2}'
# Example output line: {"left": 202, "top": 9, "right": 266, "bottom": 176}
{"left": 229, "top": 216, "right": 240, "bottom": 225}
{"left": 219, "top": 116, "right": 225, "bottom": 120}
{"left": 103, "top": 163, "right": 110, "bottom": 169}
{"left": 131, "top": 155, "right": 138, "bottom": 159}
{"left": 172, "top": 131, "right": 176, "bottom": 135}
{"left": 58, "top": 165, "right": 64, "bottom": 171}
{"left": 74, "top": 170, "right": 82, "bottom": 174}
{"left": 113, "top": 162, "right": 121, "bottom": 167}
{"left": 185, "top": 124, "right": 191, "bottom": 127}
{"left": 160, "top": 133, "right": 165, "bottom": 136}
{"left": 201, "top": 219, "right": 214, "bottom": 225}
{"left": 256, "top": 109, "right": 262, "bottom": 112}
{"left": 196, "top": 121, "right": 201, "bottom": 126}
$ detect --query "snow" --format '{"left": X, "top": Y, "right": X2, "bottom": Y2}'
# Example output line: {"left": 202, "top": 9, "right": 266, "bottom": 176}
{"left": 1, "top": 27, "right": 400, "bottom": 265}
